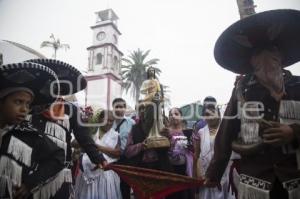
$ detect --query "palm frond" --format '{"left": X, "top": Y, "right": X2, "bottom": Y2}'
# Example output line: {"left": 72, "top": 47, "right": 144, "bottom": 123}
{"left": 61, "top": 43, "right": 70, "bottom": 50}
{"left": 40, "top": 34, "right": 70, "bottom": 59}
{"left": 121, "top": 49, "right": 162, "bottom": 103}
{"left": 40, "top": 41, "right": 54, "bottom": 48}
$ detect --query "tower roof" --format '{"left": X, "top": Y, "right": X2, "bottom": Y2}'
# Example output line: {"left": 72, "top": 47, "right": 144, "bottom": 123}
{"left": 95, "top": 9, "right": 119, "bottom": 22}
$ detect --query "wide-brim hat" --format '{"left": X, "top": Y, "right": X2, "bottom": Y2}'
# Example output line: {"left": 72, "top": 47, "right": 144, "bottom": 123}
{"left": 25, "top": 59, "right": 87, "bottom": 95}
{"left": 0, "top": 62, "right": 59, "bottom": 105}
{"left": 214, "top": 9, "right": 300, "bottom": 74}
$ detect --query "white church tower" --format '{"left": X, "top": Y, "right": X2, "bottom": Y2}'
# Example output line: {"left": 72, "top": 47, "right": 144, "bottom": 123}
{"left": 85, "top": 9, "right": 123, "bottom": 110}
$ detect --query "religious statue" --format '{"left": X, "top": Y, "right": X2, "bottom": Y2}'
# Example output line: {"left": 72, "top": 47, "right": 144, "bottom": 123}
{"left": 139, "top": 67, "right": 170, "bottom": 149}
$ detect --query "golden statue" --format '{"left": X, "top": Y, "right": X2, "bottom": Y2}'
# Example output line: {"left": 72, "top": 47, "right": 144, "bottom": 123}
{"left": 139, "top": 67, "right": 170, "bottom": 149}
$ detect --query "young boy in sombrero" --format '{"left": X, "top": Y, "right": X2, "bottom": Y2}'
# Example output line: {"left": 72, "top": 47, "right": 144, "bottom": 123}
{"left": 204, "top": 9, "right": 300, "bottom": 199}
{"left": 24, "top": 59, "right": 107, "bottom": 199}
{"left": 0, "top": 62, "right": 65, "bottom": 199}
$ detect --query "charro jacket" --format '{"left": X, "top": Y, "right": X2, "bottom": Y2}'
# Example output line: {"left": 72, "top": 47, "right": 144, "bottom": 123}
{"left": 206, "top": 72, "right": 300, "bottom": 199}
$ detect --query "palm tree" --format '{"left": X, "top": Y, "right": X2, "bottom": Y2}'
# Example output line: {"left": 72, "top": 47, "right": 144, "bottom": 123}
{"left": 161, "top": 84, "right": 171, "bottom": 109}
{"left": 121, "top": 49, "right": 161, "bottom": 103}
{"left": 40, "top": 34, "right": 70, "bottom": 59}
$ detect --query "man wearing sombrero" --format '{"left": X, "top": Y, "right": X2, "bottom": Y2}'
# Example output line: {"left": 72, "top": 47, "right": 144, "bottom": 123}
{"left": 0, "top": 62, "right": 65, "bottom": 199}
{"left": 25, "top": 59, "right": 107, "bottom": 199}
{"left": 205, "top": 9, "right": 300, "bottom": 199}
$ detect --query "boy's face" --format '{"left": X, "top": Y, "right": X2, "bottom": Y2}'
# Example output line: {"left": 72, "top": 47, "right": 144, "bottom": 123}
{"left": 113, "top": 102, "right": 126, "bottom": 119}
{"left": 0, "top": 91, "right": 32, "bottom": 125}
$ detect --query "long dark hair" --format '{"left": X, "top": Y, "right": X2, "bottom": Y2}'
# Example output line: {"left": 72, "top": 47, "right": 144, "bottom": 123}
{"left": 146, "top": 67, "right": 156, "bottom": 79}
{"left": 168, "top": 107, "right": 183, "bottom": 117}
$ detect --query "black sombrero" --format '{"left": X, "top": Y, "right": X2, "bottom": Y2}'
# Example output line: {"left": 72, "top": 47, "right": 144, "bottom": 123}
{"left": 214, "top": 9, "right": 300, "bottom": 74}
{"left": 25, "top": 59, "right": 87, "bottom": 95}
{"left": 0, "top": 62, "right": 59, "bottom": 105}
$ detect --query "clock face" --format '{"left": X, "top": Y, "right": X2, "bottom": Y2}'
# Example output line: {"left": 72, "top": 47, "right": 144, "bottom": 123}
{"left": 97, "top": 31, "right": 106, "bottom": 41}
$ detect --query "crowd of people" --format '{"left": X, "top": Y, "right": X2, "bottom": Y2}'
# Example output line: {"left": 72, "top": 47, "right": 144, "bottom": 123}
{"left": 72, "top": 94, "right": 237, "bottom": 199}
{"left": 1, "top": 8, "right": 300, "bottom": 199}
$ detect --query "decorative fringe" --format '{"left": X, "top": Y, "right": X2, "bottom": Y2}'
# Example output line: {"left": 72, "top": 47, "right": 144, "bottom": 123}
{"left": 283, "top": 178, "right": 300, "bottom": 199}
{"left": 288, "top": 188, "right": 300, "bottom": 199}
{"left": 0, "top": 176, "right": 13, "bottom": 199}
{"left": 44, "top": 122, "right": 67, "bottom": 157}
{"left": 7, "top": 136, "right": 32, "bottom": 167}
{"left": 25, "top": 114, "right": 32, "bottom": 122}
{"left": 238, "top": 102, "right": 261, "bottom": 144}
{"left": 0, "top": 156, "right": 23, "bottom": 188}
{"left": 45, "top": 122, "right": 66, "bottom": 142}
{"left": 279, "top": 101, "right": 300, "bottom": 169}
{"left": 32, "top": 168, "right": 72, "bottom": 199}
{"left": 279, "top": 100, "right": 300, "bottom": 121}
{"left": 57, "top": 115, "right": 70, "bottom": 131}
{"left": 61, "top": 115, "right": 70, "bottom": 131}
{"left": 47, "top": 136, "right": 67, "bottom": 157}
{"left": 280, "top": 118, "right": 300, "bottom": 125}
{"left": 240, "top": 122, "right": 260, "bottom": 144}
{"left": 239, "top": 182, "right": 270, "bottom": 199}
{"left": 0, "top": 176, "right": 7, "bottom": 198}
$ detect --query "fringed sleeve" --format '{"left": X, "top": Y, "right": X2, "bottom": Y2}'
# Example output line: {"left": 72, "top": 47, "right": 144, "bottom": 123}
{"left": 23, "top": 134, "right": 65, "bottom": 191}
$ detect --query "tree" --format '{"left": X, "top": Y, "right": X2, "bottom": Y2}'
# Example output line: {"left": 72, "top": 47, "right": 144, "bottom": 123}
{"left": 40, "top": 34, "right": 70, "bottom": 59}
{"left": 161, "top": 84, "right": 171, "bottom": 110}
{"left": 121, "top": 49, "right": 161, "bottom": 103}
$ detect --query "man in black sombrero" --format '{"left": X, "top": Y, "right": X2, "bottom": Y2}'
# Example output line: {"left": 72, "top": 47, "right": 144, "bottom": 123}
{"left": 204, "top": 9, "right": 300, "bottom": 199}
{"left": 0, "top": 62, "right": 65, "bottom": 199}
{"left": 24, "top": 59, "right": 107, "bottom": 199}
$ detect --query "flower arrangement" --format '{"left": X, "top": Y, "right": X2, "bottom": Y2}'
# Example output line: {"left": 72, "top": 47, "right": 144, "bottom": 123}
{"left": 80, "top": 106, "right": 94, "bottom": 123}
{"left": 80, "top": 106, "right": 102, "bottom": 135}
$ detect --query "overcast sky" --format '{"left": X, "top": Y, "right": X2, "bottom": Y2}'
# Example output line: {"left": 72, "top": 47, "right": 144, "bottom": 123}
{"left": 1, "top": 0, "right": 300, "bottom": 108}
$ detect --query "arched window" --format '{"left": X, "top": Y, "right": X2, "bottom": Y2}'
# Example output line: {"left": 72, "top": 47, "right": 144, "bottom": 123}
{"left": 113, "top": 56, "right": 118, "bottom": 69}
{"left": 96, "top": 53, "right": 102, "bottom": 65}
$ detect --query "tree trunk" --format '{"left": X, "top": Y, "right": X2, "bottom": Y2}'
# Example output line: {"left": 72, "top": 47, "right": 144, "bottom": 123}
{"left": 135, "top": 85, "right": 140, "bottom": 105}
{"left": 53, "top": 49, "right": 57, "bottom": 59}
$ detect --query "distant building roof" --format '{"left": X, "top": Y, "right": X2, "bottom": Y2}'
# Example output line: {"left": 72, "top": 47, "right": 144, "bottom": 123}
{"left": 3, "top": 40, "right": 46, "bottom": 58}
{"left": 0, "top": 40, "right": 46, "bottom": 65}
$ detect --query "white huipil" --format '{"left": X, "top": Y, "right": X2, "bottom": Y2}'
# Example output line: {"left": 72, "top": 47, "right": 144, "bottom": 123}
{"left": 75, "top": 128, "right": 122, "bottom": 199}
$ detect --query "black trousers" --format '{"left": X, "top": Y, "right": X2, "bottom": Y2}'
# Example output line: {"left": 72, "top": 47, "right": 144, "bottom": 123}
{"left": 116, "top": 156, "right": 131, "bottom": 199}
{"left": 50, "top": 182, "right": 71, "bottom": 199}
{"left": 165, "top": 164, "right": 194, "bottom": 199}
{"left": 120, "top": 179, "right": 131, "bottom": 199}
{"left": 269, "top": 178, "right": 288, "bottom": 199}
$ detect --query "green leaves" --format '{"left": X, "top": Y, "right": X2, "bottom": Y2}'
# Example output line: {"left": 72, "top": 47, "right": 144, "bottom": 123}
{"left": 121, "top": 49, "right": 161, "bottom": 103}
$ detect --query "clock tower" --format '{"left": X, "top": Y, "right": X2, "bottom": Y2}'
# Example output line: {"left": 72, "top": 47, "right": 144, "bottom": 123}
{"left": 85, "top": 9, "right": 123, "bottom": 110}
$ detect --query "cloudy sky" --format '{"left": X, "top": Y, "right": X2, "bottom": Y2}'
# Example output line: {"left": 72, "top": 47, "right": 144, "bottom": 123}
{"left": 1, "top": 0, "right": 300, "bottom": 108}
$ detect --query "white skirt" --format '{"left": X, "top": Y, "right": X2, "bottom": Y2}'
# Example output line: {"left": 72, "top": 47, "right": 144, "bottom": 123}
{"left": 74, "top": 169, "right": 122, "bottom": 199}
